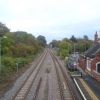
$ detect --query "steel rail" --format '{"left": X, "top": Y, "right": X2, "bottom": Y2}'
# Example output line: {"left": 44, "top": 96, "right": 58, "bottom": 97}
{"left": 33, "top": 77, "right": 42, "bottom": 100}
{"left": 50, "top": 51, "right": 65, "bottom": 100}
{"left": 49, "top": 49, "right": 81, "bottom": 100}
{"left": 12, "top": 50, "right": 47, "bottom": 100}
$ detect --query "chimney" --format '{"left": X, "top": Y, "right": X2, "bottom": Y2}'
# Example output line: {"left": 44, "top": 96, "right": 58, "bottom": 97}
{"left": 94, "top": 31, "right": 98, "bottom": 44}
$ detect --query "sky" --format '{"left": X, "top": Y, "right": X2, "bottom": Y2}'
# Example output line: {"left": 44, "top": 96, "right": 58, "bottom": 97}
{"left": 0, "top": 0, "right": 100, "bottom": 43}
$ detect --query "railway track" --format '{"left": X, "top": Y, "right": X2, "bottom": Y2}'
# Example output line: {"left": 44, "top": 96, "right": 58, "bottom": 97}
{"left": 2, "top": 48, "right": 90, "bottom": 100}
{"left": 49, "top": 49, "right": 81, "bottom": 100}
{"left": 33, "top": 77, "right": 42, "bottom": 100}
{"left": 12, "top": 50, "right": 47, "bottom": 100}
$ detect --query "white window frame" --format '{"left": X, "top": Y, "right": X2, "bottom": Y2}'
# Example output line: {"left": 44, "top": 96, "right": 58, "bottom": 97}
{"left": 86, "top": 58, "right": 91, "bottom": 71}
{"left": 96, "top": 62, "right": 100, "bottom": 74}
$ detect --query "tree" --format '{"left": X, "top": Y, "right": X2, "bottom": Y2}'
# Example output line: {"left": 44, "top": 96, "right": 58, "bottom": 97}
{"left": 0, "top": 22, "right": 46, "bottom": 82}
{"left": 37, "top": 35, "right": 47, "bottom": 47}
{"left": 0, "top": 22, "right": 10, "bottom": 37}
{"left": 84, "top": 35, "right": 88, "bottom": 41}
{"left": 70, "top": 35, "right": 77, "bottom": 42}
{"left": 58, "top": 40, "right": 72, "bottom": 58}
{"left": 50, "top": 40, "right": 59, "bottom": 48}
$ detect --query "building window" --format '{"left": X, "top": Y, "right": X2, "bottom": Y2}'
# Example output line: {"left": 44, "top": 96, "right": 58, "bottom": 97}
{"left": 87, "top": 59, "right": 91, "bottom": 71}
{"left": 96, "top": 63, "right": 100, "bottom": 73}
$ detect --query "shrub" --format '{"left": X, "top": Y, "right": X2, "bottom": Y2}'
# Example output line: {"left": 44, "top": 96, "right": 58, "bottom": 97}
{"left": 2, "top": 57, "right": 16, "bottom": 72}
{"left": 15, "top": 57, "right": 28, "bottom": 66}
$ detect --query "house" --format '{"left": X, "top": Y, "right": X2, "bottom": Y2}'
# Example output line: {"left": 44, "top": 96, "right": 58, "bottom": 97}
{"left": 79, "top": 32, "right": 100, "bottom": 82}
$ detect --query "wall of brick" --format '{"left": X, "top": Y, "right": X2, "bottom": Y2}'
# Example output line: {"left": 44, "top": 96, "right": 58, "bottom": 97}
{"left": 78, "top": 56, "right": 86, "bottom": 70}
{"left": 79, "top": 54, "right": 100, "bottom": 82}
{"left": 92, "top": 71, "right": 100, "bottom": 82}
{"left": 91, "top": 55, "right": 100, "bottom": 70}
{"left": 90, "top": 54, "right": 100, "bottom": 82}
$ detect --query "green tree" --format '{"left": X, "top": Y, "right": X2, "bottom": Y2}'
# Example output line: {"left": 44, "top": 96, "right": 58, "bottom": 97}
{"left": 50, "top": 40, "right": 59, "bottom": 48}
{"left": 0, "top": 22, "right": 10, "bottom": 37}
{"left": 58, "top": 40, "right": 71, "bottom": 58}
{"left": 84, "top": 35, "right": 88, "bottom": 41}
{"left": 70, "top": 35, "right": 77, "bottom": 42}
{"left": 37, "top": 35, "right": 47, "bottom": 47}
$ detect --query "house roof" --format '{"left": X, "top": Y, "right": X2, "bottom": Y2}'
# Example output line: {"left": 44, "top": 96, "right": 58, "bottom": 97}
{"left": 85, "top": 44, "right": 100, "bottom": 58}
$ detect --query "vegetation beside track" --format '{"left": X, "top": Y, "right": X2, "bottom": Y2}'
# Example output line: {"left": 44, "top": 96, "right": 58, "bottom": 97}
{"left": 0, "top": 22, "right": 47, "bottom": 93}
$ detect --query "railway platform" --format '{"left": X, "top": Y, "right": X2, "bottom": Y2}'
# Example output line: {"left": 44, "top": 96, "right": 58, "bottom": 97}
{"left": 84, "top": 75, "right": 100, "bottom": 99}
{"left": 73, "top": 65, "right": 100, "bottom": 99}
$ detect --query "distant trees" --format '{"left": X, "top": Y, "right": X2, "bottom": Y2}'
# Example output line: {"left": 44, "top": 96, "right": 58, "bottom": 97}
{"left": 37, "top": 35, "right": 47, "bottom": 47}
{"left": 70, "top": 35, "right": 77, "bottom": 42}
{"left": 50, "top": 40, "right": 59, "bottom": 48}
{"left": 69, "top": 35, "right": 92, "bottom": 53}
{"left": 51, "top": 35, "right": 93, "bottom": 59}
{"left": 0, "top": 22, "right": 10, "bottom": 37}
{"left": 84, "top": 35, "right": 88, "bottom": 41}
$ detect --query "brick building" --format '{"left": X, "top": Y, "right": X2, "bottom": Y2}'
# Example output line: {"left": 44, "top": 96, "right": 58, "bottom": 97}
{"left": 79, "top": 32, "right": 100, "bottom": 82}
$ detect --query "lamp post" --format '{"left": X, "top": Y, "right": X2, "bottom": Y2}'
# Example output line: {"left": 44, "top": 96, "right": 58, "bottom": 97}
{"left": 0, "top": 36, "right": 7, "bottom": 80}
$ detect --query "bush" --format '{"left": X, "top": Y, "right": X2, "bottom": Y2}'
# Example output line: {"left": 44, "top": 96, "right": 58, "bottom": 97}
{"left": 2, "top": 57, "right": 16, "bottom": 71}
{"left": 60, "top": 49, "right": 69, "bottom": 59}
{"left": 15, "top": 57, "right": 28, "bottom": 67}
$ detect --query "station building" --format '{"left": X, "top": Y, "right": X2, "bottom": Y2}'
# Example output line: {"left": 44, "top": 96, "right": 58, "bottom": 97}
{"left": 78, "top": 32, "right": 100, "bottom": 82}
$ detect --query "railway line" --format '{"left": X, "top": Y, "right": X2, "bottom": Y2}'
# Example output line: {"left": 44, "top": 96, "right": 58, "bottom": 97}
{"left": 1, "top": 48, "right": 99, "bottom": 100}
{"left": 49, "top": 49, "right": 81, "bottom": 100}
{"left": 13, "top": 50, "right": 47, "bottom": 100}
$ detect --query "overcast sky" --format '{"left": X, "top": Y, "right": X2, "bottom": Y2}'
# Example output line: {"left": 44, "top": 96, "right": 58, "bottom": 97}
{"left": 0, "top": 0, "right": 100, "bottom": 43}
